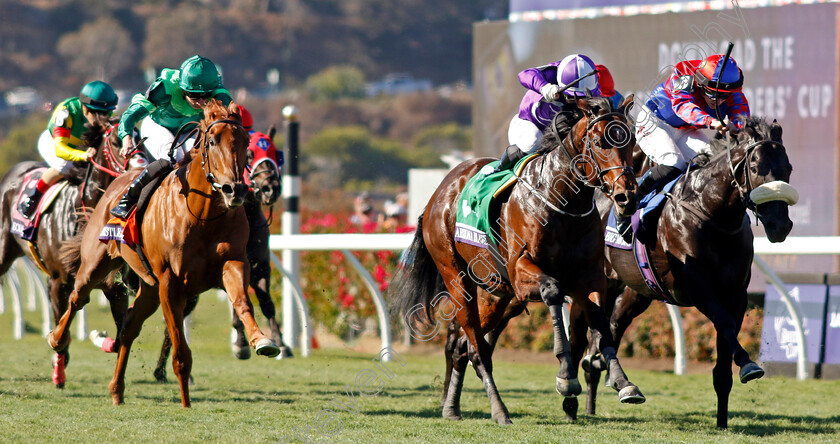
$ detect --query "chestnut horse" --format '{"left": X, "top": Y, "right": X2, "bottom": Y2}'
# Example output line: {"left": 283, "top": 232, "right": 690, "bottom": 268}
{"left": 0, "top": 118, "right": 130, "bottom": 388}
{"left": 577, "top": 117, "right": 795, "bottom": 428}
{"left": 48, "top": 100, "right": 281, "bottom": 406}
{"left": 152, "top": 126, "right": 292, "bottom": 382}
{"left": 392, "top": 96, "right": 644, "bottom": 425}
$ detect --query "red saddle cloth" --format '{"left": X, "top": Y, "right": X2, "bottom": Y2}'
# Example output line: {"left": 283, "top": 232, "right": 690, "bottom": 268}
{"left": 11, "top": 168, "right": 68, "bottom": 242}
{"left": 98, "top": 209, "right": 139, "bottom": 248}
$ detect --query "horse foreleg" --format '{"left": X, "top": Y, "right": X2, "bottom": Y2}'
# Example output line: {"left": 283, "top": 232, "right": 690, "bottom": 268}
{"left": 110, "top": 282, "right": 159, "bottom": 405}
{"left": 682, "top": 265, "right": 762, "bottom": 384}
{"left": 511, "top": 255, "right": 580, "bottom": 400}
{"left": 252, "top": 259, "right": 291, "bottom": 357}
{"left": 713, "top": 332, "right": 734, "bottom": 428}
{"left": 223, "top": 260, "right": 280, "bottom": 358}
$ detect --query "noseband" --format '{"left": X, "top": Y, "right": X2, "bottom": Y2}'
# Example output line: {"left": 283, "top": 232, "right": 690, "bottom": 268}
{"left": 200, "top": 118, "right": 247, "bottom": 192}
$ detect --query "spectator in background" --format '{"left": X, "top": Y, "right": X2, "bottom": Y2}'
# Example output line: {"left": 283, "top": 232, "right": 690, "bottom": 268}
{"left": 596, "top": 64, "right": 625, "bottom": 110}
{"left": 350, "top": 192, "right": 377, "bottom": 229}
{"left": 379, "top": 192, "right": 408, "bottom": 230}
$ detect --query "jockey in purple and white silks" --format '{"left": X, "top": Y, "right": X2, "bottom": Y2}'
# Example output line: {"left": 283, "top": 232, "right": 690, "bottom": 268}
{"left": 495, "top": 53, "right": 601, "bottom": 172}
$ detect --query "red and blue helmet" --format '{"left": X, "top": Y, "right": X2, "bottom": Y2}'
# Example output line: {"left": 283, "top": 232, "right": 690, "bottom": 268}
{"left": 558, "top": 54, "right": 600, "bottom": 97}
{"left": 694, "top": 54, "right": 743, "bottom": 93}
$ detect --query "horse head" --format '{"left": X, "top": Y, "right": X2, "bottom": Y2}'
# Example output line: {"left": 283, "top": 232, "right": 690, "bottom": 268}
{"left": 245, "top": 126, "right": 281, "bottom": 206}
{"left": 198, "top": 100, "right": 251, "bottom": 208}
{"left": 570, "top": 95, "right": 638, "bottom": 217}
{"left": 728, "top": 118, "right": 796, "bottom": 242}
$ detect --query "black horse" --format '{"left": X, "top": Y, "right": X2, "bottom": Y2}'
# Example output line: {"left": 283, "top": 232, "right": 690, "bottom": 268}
{"left": 0, "top": 118, "right": 131, "bottom": 388}
{"left": 152, "top": 126, "right": 293, "bottom": 382}
{"left": 575, "top": 117, "right": 796, "bottom": 428}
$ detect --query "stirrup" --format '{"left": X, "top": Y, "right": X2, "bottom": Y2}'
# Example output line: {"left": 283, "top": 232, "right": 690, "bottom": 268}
{"left": 110, "top": 196, "right": 135, "bottom": 219}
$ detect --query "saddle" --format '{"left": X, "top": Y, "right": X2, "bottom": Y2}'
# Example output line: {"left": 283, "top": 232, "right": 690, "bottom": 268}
{"left": 11, "top": 168, "right": 69, "bottom": 243}
{"left": 604, "top": 172, "right": 685, "bottom": 304}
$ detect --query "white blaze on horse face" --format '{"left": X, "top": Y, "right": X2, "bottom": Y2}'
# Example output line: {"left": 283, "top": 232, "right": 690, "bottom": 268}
{"left": 750, "top": 180, "right": 799, "bottom": 206}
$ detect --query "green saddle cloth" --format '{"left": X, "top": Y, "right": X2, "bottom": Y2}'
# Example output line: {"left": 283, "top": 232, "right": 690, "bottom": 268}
{"left": 455, "top": 154, "right": 537, "bottom": 248}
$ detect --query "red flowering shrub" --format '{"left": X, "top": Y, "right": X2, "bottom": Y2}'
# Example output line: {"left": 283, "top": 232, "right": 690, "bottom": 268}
{"left": 272, "top": 206, "right": 411, "bottom": 341}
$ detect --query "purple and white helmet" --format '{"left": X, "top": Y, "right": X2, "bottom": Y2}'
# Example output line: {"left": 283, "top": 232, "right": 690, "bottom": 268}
{"left": 558, "top": 54, "right": 600, "bottom": 97}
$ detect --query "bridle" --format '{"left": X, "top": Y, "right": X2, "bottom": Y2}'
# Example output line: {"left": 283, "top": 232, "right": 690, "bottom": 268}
{"left": 555, "top": 110, "right": 635, "bottom": 197}
{"left": 198, "top": 118, "right": 247, "bottom": 192}
{"left": 725, "top": 137, "right": 786, "bottom": 211}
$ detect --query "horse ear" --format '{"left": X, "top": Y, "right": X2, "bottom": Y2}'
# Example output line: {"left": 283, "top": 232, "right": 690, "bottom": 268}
{"left": 619, "top": 94, "right": 634, "bottom": 112}
{"left": 229, "top": 101, "right": 240, "bottom": 118}
{"left": 268, "top": 125, "right": 276, "bottom": 139}
{"left": 576, "top": 98, "right": 592, "bottom": 115}
{"left": 770, "top": 119, "right": 783, "bottom": 142}
{"left": 246, "top": 147, "right": 255, "bottom": 166}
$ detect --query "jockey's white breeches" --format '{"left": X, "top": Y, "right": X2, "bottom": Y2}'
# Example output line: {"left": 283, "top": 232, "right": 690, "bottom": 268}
{"left": 37, "top": 130, "right": 76, "bottom": 175}
{"left": 507, "top": 115, "right": 542, "bottom": 154}
{"left": 139, "top": 116, "right": 195, "bottom": 163}
{"left": 635, "top": 105, "right": 711, "bottom": 169}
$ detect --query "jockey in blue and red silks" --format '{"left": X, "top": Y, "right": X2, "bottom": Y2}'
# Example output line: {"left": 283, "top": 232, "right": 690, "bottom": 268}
{"left": 635, "top": 54, "right": 750, "bottom": 197}
{"left": 612, "top": 54, "right": 751, "bottom": 239}
{"left": 495, "top": 53, "right": 601, "bottom": 172}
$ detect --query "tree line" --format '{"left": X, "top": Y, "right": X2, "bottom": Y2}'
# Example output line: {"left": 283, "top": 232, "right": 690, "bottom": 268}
{"left": 0, "top": 0, "right": 506, "bottom": 98}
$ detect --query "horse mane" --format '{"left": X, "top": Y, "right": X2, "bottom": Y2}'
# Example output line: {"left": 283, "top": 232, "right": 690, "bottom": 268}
{"left": 708, "top": 116, "right": 774, "bottom": 155}
{"left": 535, "top": 96, "right": 614, "bottom": 155}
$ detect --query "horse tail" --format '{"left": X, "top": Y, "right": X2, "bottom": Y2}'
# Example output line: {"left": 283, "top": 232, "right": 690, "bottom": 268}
{"left": 389, "top": 214, "right": 443, "bottom": 325}
{"left": 59, "top": 212, "right": 90, "bottom": 275}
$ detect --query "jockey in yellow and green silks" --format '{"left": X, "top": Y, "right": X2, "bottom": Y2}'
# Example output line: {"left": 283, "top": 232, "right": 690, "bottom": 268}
{"left": 18, "top": 81, "right": 118, "bottom": 219}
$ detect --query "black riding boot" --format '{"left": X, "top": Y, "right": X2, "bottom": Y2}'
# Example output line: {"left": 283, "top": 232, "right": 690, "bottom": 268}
{"left": 18, "top": 187, "right": 44, "bottom": 219}
{"left": 110, "top": 159, "right": 172, "bottom": 219}
{"left": 492, "top": 145, "right": 527, "bottom": 174}
{"left": 636, "top": 165, "right": 682, "bottom": 197}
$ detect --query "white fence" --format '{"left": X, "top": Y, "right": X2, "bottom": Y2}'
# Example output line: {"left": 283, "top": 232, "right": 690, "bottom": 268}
{"left": 269, "top": 234, "right": 840, "bottom": 379}
{"left": 5, "top": 234, "right": 835, "bottom": 378}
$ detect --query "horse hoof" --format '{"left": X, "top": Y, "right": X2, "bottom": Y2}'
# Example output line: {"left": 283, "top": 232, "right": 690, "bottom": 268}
{"left": 555, "top": 376, "right": 582, "bottom": 397}
{"left": 740, "top": 362, "right": 764, "bottom": 383}
{"left": 275, "top": 346, "right": 294, "bottom": 360}
{"left": 47, "top": 331, "right": 68, "bottom": 352}
{"left": 618, "top": 385, "right": 646, "bottom": 404}
{"left": 153, "top": 368, "right": 167, "bottom": 383}
{"left": 232, "top": 344, "right": 251, "bottom": 360}
{"left": 492, "top": 414, "right": 513, "bottom": 425}
{"left": 442, "top": 408, "right": 462, "bottom": 421}
{"left": 255, "top": 338, "right": 281, "bottom": 358}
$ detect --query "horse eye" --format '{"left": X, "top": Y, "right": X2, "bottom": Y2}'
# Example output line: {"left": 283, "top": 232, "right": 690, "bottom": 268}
{"left": 750, "top": 166, "right": 758, "bottom": 174}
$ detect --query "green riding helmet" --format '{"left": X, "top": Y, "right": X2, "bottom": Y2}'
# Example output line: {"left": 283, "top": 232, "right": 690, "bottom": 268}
{"left": 80, "top": 80, "right": 118, "bottom": 111}
{"left": 179, "top": 55, "right": 222, "bottom": 94}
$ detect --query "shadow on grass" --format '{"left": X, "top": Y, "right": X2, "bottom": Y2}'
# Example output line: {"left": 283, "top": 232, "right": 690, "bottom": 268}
{"left": 660, "top": 410, "right": 840, "bottom": 435}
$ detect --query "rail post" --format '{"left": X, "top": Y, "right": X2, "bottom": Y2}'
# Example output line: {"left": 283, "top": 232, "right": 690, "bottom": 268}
{"left": 281, "top": 105, "right": 301, "bottom": 349}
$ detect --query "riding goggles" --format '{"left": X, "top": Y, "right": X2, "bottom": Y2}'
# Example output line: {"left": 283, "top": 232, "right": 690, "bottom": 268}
{"left": 185, "top": 91, "right": 212, "bottom": 100}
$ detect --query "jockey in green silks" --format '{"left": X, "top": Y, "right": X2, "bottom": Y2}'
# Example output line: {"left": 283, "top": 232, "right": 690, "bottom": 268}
{"left": 110, "top": 55, "right": 233, "bottom": 219}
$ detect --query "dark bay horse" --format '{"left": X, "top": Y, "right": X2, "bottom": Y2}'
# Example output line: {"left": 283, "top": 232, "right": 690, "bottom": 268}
{"left": 48, "top": 100, "right": 281, "bottom": 406}
{"left": 152, "top": 125, "right": 292, "bottom": 382}
{"left": 0, "top": 118, "right": 130, "bottom": 388}
{"left": 392, "top": 96, "right": 644, "bottom": 425}
{"left": 577, "top": 117, "right": 796, "bottom": 428}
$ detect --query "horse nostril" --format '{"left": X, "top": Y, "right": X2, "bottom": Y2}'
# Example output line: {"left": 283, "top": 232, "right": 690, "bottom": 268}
{"left": 613, "top": 193, "right": 628, "bottom": 206}
{"left": 261, "top": 185, "right": 272, "bottom": 194}
{"left": 221, "top": 184, "right": 234, "bottom": 195}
